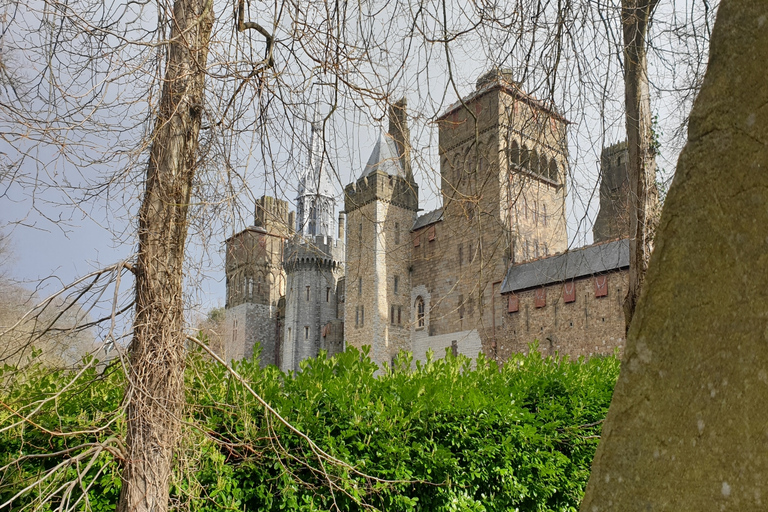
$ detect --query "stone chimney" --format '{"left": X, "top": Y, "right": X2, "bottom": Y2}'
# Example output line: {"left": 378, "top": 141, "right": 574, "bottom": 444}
{"left": 388, "top": 98, "right": 412, "bottom": 181}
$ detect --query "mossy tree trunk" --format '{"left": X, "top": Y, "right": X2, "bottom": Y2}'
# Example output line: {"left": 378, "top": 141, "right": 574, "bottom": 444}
{"left": 116, "top": 1, "right": 213, "bottom": 511}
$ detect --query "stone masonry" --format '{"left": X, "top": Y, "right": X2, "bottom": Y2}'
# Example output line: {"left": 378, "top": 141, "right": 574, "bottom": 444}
{"left": 225, "top": 69, "right": 632, "bottom": 370}
{"left": 593, "top": 141, "right": 630, "bottom": 243}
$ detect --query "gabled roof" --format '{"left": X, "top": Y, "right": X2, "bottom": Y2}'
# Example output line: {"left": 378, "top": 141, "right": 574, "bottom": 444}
{"left": 501, "top": 238, "right": 629, "bottom": 294}
{"left": 360, "top": 131, "right": 405, "bottom": 178}
{"left": 412, "top": 208, "right": 443, "bottom": 231}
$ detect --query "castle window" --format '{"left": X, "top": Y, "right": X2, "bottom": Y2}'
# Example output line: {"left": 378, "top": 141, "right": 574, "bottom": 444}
{"left": 468, "top": 242, "right": 473, "bottom": 263}
{"left": 459, "top": 294, "right": 465, "bottom": 319}
{"left": 507, "top": 294, "right": 519, "bottom": 313}
{"left": 458, "top": 244, "right": 463, "bottom": 267}
{"left": 390, "top": 305, "right": 395, "bottom": 325}
{"left": 416, "top": 297, "right": 425, "bottom": 329}
{"left": 509, "top": 140, "right": 520, "bottom": 167}
{"left": 531, "top": 149, "right": 540, "bottom": 175}
{"left": 257, "top": 276, "right": 262, "bottom": 294}
{"left": 397, "top": 306, "right": 402, "bottom": 325}
{"left": 306, "top": 286, "right": 310, "bottom": 301}
{"left": 355, "top": 307, "right": 359, "bottom": 327}
{"left": 358, "top": 277, "right": 362, "bottom": 296}
{"left": 595, "top": 275, "right": 608, "bottom": 298}
{"left": 563, "top": 282, "right": 576, "bottom": 303}
{"left": 248, "top": 278, "right": 253, "bottom": 298}
{"left": 304, "top": 326, "right": 310, "bottom": 340}
{"left": 395, "top": 223, "right": 400, "bottom": 244}
{"left": 326, "top": 287, "right": 331, "bottom": 302}
{"left": 361, "top": 305, "right": 364, "bottom": 326}
{"left": 521, "top": 145, "right": 530, "bottom": 170}
{"left": 542, "top": 204, "right": 547, "bottom": 227}
{"left": 394, "top": 275, "right": 399, "bottom": 294}
{"left": 549, "top": 160, "right": 558, "bottom": 182}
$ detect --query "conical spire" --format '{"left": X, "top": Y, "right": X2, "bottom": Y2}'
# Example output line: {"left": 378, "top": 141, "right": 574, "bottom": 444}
{"left": 296, "top": 101, "right": 336, "bottom": 238}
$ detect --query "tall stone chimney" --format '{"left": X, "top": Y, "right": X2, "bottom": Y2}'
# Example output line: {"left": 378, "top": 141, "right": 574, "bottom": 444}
{"left": 388, "top": 98, "right": 412, "bottom": 181}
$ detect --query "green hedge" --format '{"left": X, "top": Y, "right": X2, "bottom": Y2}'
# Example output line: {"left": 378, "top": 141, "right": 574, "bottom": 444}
{"left": 0, "top": 346, "right": 619, "bottom": 511}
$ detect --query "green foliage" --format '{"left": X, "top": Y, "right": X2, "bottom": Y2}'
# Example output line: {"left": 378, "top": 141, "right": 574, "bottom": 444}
{"left": 0, "top": 346, "right": 619, "bottom": 511}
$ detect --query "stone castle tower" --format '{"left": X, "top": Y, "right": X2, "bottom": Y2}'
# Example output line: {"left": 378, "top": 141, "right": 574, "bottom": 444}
{"left": 403, "top": 68, "right": 570, "bottom": 363}
{"left": 343, "top": 100, "right": 419, "bottom": 365}
{"left": 281, "top": 113, "right": 345, "bottom": 371}
{"left": 593, "top": 141, "right": 630, "bottom": 243}
{"left": 224, "top": 196, "right": 293, "bottom": 363}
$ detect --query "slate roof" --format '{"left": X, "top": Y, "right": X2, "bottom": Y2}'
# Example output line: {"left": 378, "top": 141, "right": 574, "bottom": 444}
{"left": 360, "top": 131, "right": 405, "bottom": 178}
{"left": 501, "top": 238, "right": 629, "bottom": 294}
{"left": 412, "top": 208, "right": 443, "bottom": 231}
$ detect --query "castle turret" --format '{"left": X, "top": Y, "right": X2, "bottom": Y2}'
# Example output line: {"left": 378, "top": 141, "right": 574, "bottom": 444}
{"left": 344, "top": 100, "right": 418, "bottom": 368}
{"left": 281, "top": 109, "right": 345, "bottom": 372}
{"left": 224, "top": 195, "right": 292, "bottom": 364}
{"left": 593, "top": 141, "right": 630, "bottom": 243}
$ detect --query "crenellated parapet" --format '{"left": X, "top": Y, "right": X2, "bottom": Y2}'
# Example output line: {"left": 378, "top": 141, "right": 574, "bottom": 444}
{"left": 283, "top": 235, "right": 345, "bottom": 272}
{"left": 344, "top": 170, "right": 418, "bottom": 213}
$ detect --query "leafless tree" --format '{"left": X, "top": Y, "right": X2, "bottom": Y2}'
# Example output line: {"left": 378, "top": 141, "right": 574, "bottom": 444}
{"left": 0, "top": 0, "right": 717, "bottom": 510}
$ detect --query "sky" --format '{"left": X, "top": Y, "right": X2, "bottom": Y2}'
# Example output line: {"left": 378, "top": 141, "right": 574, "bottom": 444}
{"left": 0, "top": 0, "right": 715, "bottom": 327}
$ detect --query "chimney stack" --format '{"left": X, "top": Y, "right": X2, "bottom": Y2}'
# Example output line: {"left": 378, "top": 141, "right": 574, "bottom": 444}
{"left": 388, "top": 98, "right": 412, "bottom": 181}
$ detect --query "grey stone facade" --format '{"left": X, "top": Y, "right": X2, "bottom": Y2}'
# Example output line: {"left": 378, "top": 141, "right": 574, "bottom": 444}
{"left": 281, "top": 235, "right": 345, "bottom": 371}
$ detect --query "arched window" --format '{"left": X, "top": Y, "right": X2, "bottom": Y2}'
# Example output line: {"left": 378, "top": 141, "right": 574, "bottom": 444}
{"left": 549, "top": 160, "right": 558, "bottom": 182}
{"left": 508, "top": 140, "right": 519, "bottom": 167}
{"left": 416, "top": 297, "right": 425, "bottom": 328}
{"left": 521, "top": 145, "right": 530, "bottom": 170}
{"left": 530, "top": 149, "right": 539, "bottom": 174}
{"left": 540, "top": 154, "right": 548, "bottom": 177}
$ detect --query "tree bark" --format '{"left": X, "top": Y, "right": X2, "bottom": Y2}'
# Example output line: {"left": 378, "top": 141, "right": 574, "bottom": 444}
{"left": 117, "top": 0, "right": 213, "bottom": 511}
{"left": 622, "top": 0, "right": 659, "bottom": 330}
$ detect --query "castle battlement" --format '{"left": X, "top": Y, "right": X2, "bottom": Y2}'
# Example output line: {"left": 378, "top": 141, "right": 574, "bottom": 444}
{"left": 344, "top": 170, "right": 418, "bottom": 213}
{"left": 255, "top": 195, "right": 294, "bottom": 238}
{"left": 601, "top": 140, "right": 629, "bottom": 157}
{"left": 284, "top": 234, "right": 345, "bottom": 271}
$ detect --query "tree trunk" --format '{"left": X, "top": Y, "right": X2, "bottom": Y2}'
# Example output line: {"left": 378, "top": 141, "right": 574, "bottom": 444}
{"left": 622, "top": 0, "right": 659, "bottom": 330}
{"left": 117, "top": 0, "right": 213, "bottom": 511}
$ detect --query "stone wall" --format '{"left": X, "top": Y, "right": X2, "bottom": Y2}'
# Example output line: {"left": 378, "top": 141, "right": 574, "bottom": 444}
{"left": 223, "top": 302, "right": 281, "bottom": 365}
{"left": 224, "top": 196, "right": 290, "bottom": 367}
{"left": 497, "top": 269, "right": 627, "bottom": 360}
{"left": 344, "top": 169, "right": 418, "bottom": 368}
{"left": 281, "top": 235, "right": 344, "bottom": 372}
{"left": 409, "top": 71, "right": 571, "bottom": 363}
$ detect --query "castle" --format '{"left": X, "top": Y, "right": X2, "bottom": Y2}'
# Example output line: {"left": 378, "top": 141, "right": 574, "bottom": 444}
{"left": 223, "top": 69, "right": 631, "bottom": 371}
